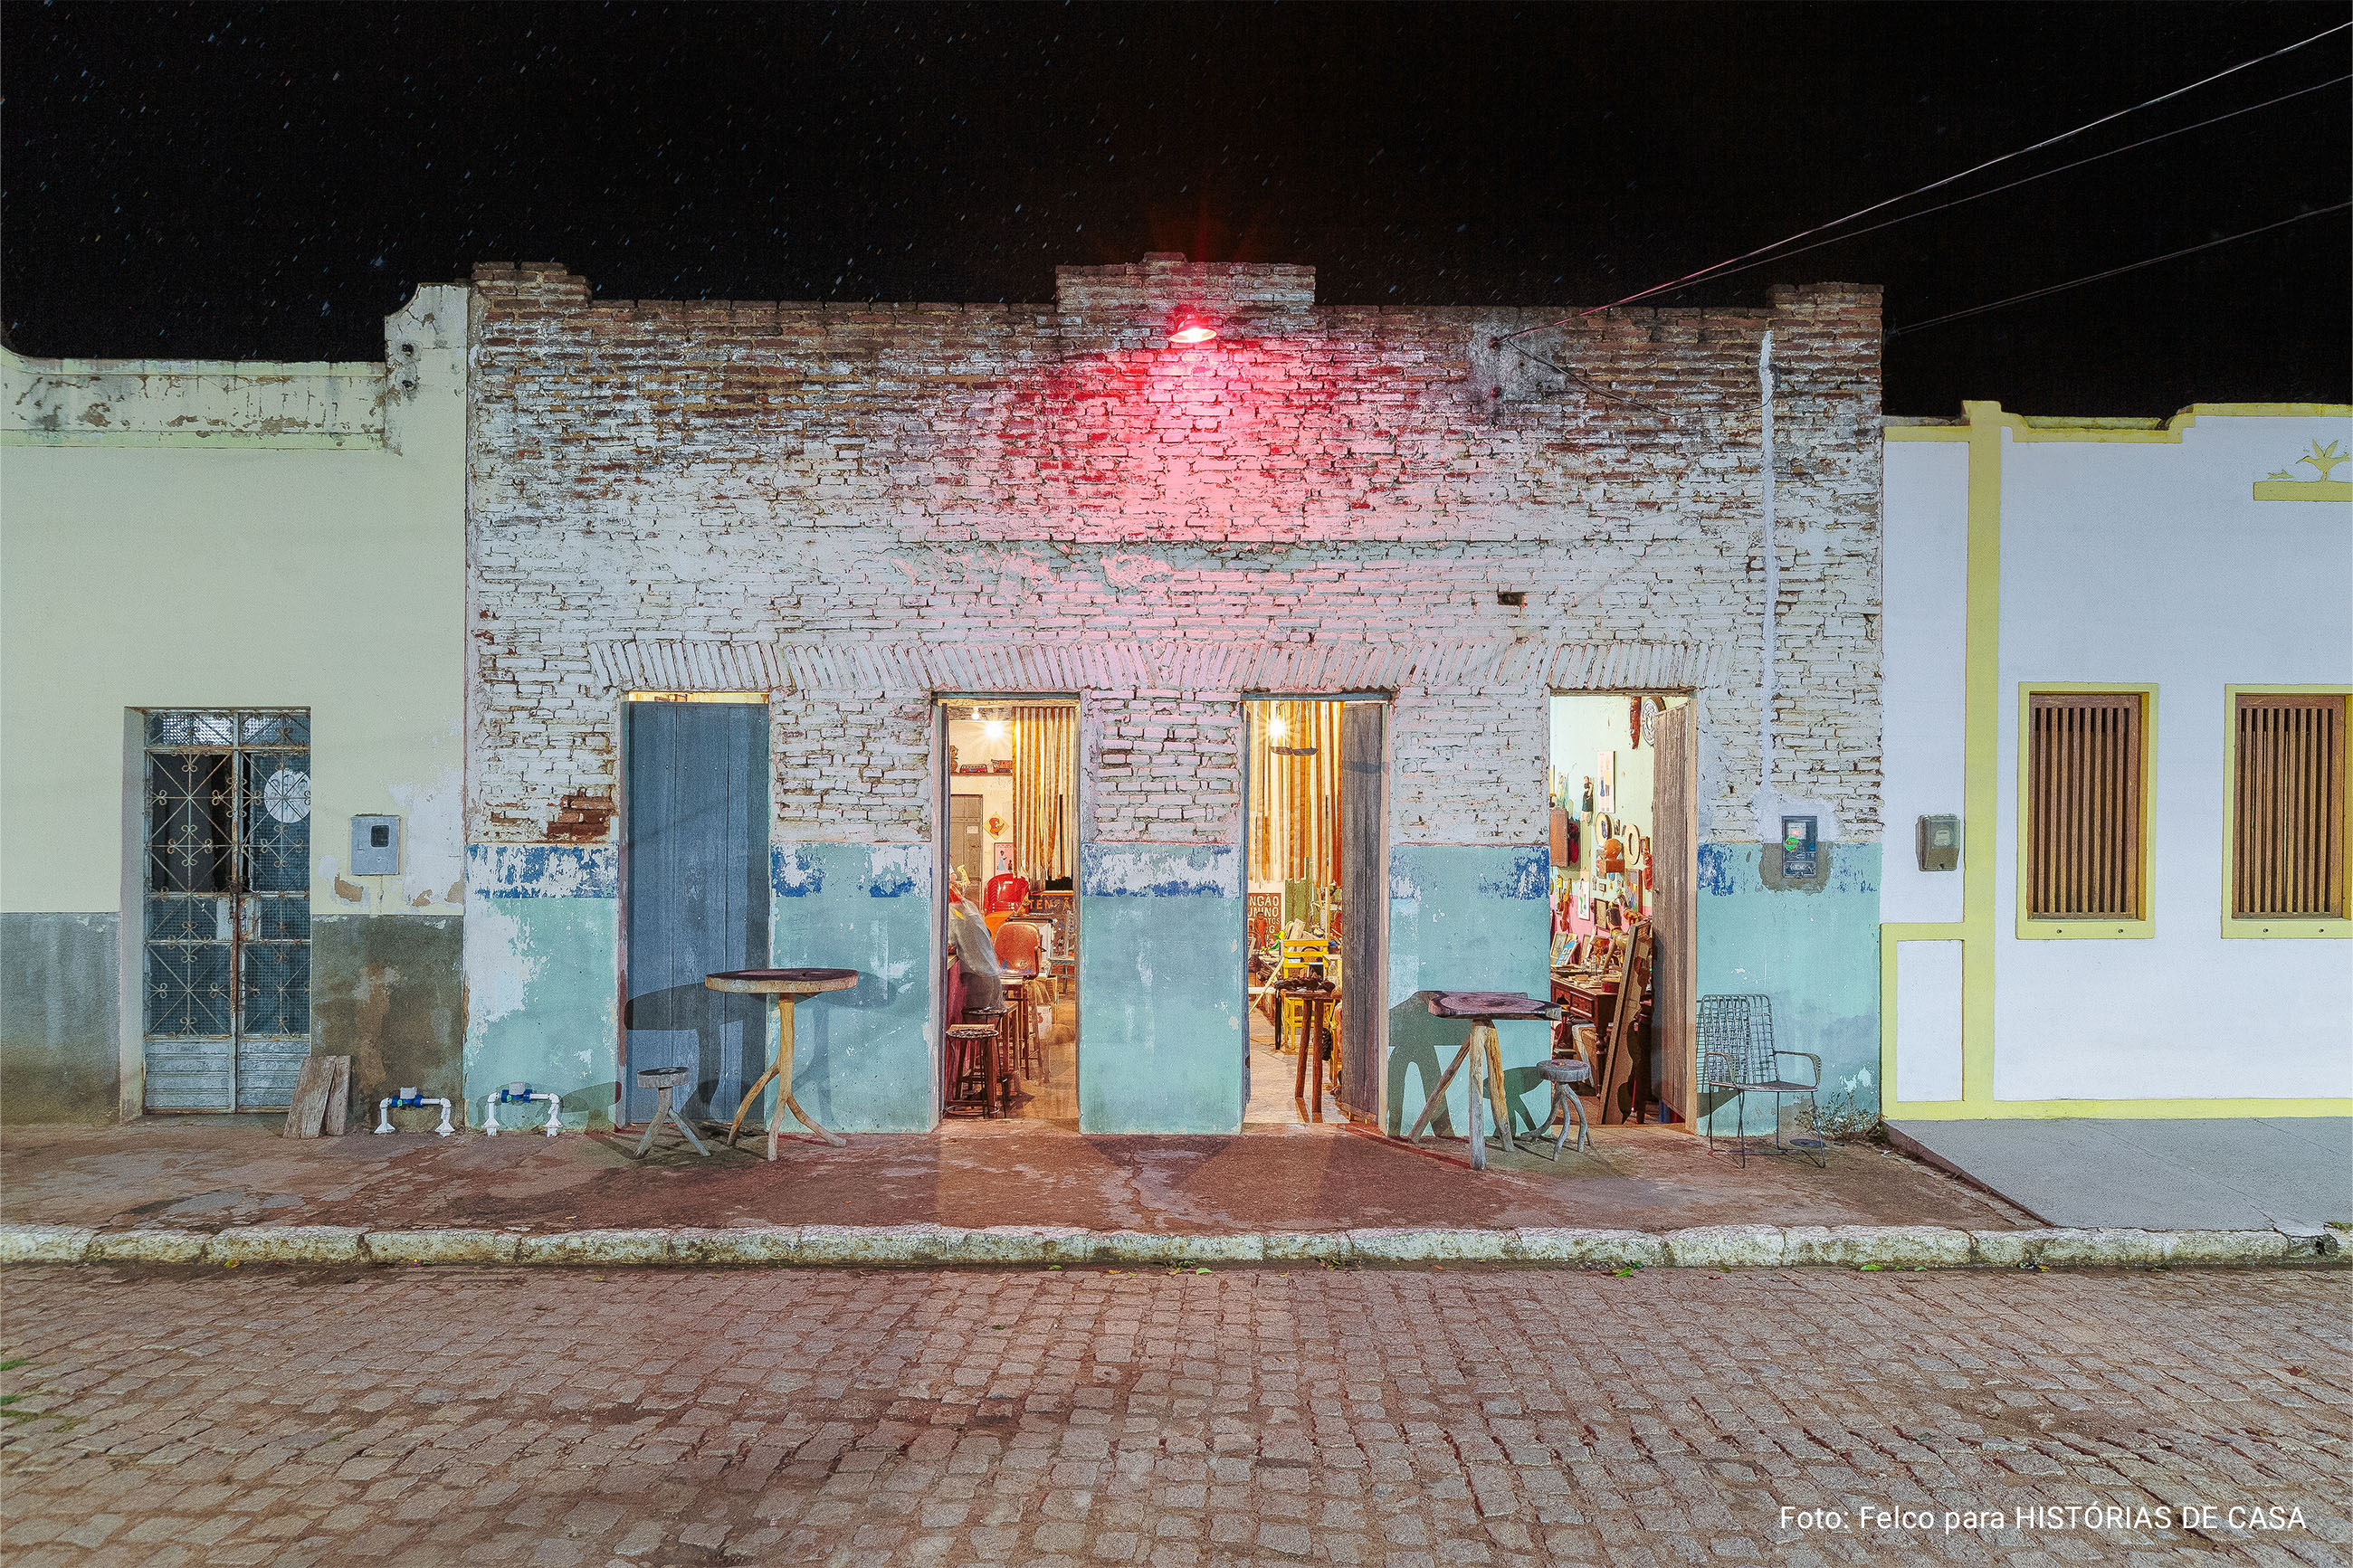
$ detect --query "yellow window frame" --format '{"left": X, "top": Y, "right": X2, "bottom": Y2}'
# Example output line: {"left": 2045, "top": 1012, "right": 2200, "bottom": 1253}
{"left": 2221, "top": 684, "right": 2351, "bottom": 939}
{"left": 2015, "top": 682, "right": 2158, "bottom": 940}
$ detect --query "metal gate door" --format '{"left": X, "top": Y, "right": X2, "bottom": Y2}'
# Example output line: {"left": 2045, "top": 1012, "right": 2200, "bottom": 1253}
{"left": 1338, "top": 702, "right": 1386, "bottom": 1122}
{"left": 623, "top": 697, "right": 770, "bottom": 1126}
{"left": 141, "top": 710, "right": 312, "bottom": 1111}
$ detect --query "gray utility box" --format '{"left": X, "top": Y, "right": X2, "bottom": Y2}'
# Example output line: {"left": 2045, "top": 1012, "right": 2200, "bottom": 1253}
{"left": 1917, "top": 814, "right": 1961, "bottom": 872}
{"left": 351, "top": 815, "right": 402, "bottom": 875}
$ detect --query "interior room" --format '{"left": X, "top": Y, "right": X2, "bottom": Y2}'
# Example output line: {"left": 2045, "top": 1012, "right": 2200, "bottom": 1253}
{"left": 1243, "top": 698, "right": 1353, "bottom": 1126}
{"left": 939, "top": 701, "right": 1080, "bottom": 1123}
{"left": 1548, "top": 692, "right": 1690, "bottom": 1126}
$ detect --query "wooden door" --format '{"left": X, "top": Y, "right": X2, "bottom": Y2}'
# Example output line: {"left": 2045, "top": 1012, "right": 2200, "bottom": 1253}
{"left": 1338, "top": 702, "right": 1386, "bottom": 1123}
{"left": 624, "top": 699, "right": 770, "bottom": 1126}
{"left": 1650, "top": 699, "right": 1697, "bottom": 1125}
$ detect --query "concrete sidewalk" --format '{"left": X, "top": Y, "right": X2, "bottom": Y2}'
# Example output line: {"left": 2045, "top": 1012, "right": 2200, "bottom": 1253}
{"left": 1, "top": 1114, "right": 2032, "bottom": 1238}
{"left": 1888, "top": 1117, "right": 2352, "bottom": 1231}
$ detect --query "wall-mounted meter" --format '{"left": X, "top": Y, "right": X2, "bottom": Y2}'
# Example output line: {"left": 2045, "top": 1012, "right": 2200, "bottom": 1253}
{"left": 1778, "top": 815, "right": 1819, "bottom": 879}
{"left": 351, "top": 815, "right": 402, "bottom": 875}
{"left": 1917, "top": 814, "right": 1961, "bottom": 872}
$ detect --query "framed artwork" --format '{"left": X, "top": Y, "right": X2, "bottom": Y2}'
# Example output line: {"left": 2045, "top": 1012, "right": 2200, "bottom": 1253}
{"left": 1596, "top": 751, "right": 1615, "bottom": 813}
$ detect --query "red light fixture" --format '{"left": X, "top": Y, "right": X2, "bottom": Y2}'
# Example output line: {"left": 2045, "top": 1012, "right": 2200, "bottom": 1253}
{"left": 1167, "top": 319, "right": 1218, "bottom": 346}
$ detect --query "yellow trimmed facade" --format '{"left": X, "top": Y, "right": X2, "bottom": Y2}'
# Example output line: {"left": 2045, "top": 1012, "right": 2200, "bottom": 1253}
{"left": 1880, "top": 403, "right": 2353, "bottom": 1123}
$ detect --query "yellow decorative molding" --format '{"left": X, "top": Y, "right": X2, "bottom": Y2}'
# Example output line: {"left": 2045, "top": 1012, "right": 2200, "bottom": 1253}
{"left": 2253, "top": 480, "right": 2352, "bottom": 501}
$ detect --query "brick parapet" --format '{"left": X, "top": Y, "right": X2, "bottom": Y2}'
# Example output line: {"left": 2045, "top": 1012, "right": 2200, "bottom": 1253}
{"left": 466, "top": 259, "right": 1882, "bottom": 851}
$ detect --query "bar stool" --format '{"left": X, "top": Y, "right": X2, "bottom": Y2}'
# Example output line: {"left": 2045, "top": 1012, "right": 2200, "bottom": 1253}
{"left": 1275, "top": 977, "right": 1338, "bottom": 1117}
{"left": 631, "top": 1066, "right": 708, "bottom": 1157}
{"left": 945, "top": 1023, "right": 1004, "bottom": 1116}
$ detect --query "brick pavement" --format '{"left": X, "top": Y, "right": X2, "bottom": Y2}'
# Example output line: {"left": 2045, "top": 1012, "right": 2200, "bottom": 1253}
{"left": 2, "top": 1264, "right": 2346, "bottom": 1567}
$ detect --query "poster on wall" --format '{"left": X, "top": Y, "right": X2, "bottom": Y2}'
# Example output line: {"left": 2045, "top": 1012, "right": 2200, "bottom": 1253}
{"left": 1596, "top": 752, "right": 1615, "bottom": 813}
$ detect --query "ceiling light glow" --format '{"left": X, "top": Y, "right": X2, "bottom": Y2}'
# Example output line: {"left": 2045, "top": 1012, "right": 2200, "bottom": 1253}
{"left": 1168, "top": 321, "right": 1218, "bottom": 345}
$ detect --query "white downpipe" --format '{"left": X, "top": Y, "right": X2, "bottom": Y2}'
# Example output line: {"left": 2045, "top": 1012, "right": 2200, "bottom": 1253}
{"left": 1758, "top": 330, "right": 1777, "bottom": 814}
{"left": 375, "top": 1089, "right": 453, "bottom": 1136}
{"left": 482, "top": 1083, "right": 561, "bottom": 1137}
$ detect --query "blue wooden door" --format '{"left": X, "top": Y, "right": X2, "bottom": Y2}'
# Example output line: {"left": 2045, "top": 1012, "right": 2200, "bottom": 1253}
{"left": 624, "top": 699, "right": 769, "bottom": 1126}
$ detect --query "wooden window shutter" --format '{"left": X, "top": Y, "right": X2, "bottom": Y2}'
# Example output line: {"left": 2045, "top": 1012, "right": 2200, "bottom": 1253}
{"left": 2026, "top": 692, "right": 2146, "bottom": 920}
{"left": 2234, "top": 695, "right": 2348, "bottom": 918}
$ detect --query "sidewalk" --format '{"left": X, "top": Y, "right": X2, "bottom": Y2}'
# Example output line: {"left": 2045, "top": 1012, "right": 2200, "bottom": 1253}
{"left": 2, "top": 1114, "right": 2029, "bottom": 1237}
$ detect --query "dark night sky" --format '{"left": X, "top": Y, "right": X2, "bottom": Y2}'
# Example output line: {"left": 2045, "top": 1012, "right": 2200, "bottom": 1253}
{"left": 4, "top": 2, "right": 2347, "bottom": 414}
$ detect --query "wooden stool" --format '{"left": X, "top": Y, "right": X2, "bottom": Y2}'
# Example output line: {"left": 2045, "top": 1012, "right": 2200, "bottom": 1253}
{"left": 945, "top": 1022, "right": 1003, "bottom": 1116}
{"left": 1275, "top": 978, "right": 1338, "bottom": 1117}
{"left": 1531, "top": 1058, "right": 1593, "bottom": 1157}
{"left": 631, "top": 1066, "right": 708, "bottom": 1158}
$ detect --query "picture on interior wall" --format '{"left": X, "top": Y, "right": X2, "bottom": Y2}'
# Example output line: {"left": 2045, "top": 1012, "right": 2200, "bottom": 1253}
{"left": 1596, "top": 752, "right": 1615, "bottom": 813}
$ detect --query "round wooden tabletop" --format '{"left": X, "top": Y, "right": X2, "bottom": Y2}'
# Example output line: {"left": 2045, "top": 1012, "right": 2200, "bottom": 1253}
{"left": 703, "top": 967, "right": 861, "bottom": 997}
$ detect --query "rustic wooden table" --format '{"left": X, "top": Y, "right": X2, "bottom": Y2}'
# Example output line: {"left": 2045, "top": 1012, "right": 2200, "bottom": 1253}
{"left": 703, "top": 967, "right": 861, "bottom": 1157}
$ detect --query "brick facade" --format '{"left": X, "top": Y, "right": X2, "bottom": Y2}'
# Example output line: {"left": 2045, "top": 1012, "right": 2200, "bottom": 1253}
{"left": 465, "top": 255, "right": 1881, "bottom": 851}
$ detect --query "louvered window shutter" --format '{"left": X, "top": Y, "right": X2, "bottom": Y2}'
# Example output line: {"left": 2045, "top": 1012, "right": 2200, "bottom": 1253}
{"left": 2026, "top": 693, "right": 2147, "bottom": 920}
{"left": 2233, "top": 695, "right": 2348, "bottom": 919}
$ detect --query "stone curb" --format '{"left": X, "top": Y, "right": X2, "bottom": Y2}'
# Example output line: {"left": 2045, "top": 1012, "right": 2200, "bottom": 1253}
{"left": 0, "top": 1221, "right": 2335, "bottom": 1269}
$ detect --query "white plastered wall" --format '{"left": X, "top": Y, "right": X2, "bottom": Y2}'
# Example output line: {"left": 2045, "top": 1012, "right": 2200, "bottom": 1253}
{"left": 1880, "top": 438, "right": 1971, "bottom": 1100}
{"left": 1991, "top": 413, "right": 2352, "bottom": 1102}
{"left": 0, "top": 286, "right": 469, "bottom": 922}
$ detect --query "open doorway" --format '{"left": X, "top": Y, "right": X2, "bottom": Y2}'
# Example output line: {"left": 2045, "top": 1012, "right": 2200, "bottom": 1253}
{"left": 938, "top": 700, "right": 1079, "bottom": 1123}
{"left": 1547, "top": 693, "right": 1695, "bottom": 1126}
{"left": 1243, "top": 698, "right": 1385, "bottom": 1126}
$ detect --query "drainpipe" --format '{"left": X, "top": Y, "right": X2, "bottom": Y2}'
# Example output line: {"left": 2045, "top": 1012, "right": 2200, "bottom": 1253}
{"left": 376, "top": 1088, "right": 454, "bottom": 1136}
{"left": 1758, "top": 331, "right": 1777, "bottom": 817}
{"left": 482, "top": 1082, "right": 562, "bottom": 1137}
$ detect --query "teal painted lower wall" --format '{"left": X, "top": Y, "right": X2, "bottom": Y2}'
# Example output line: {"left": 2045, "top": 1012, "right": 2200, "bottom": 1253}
{"left": 1695, "top": 841, "right": 1882, "bottom": 1127}
{"left": 462, "top": 846, "right": 621, "bottom": 1130}
{"left": 767, "top": 843, "right": 935, "bottom": 1135}
{"left": 1078, "top": 844, "right": 1245, "bottom": 1134}
{"left": 1385, "top": 844, "right": 1552, "bottom": 1138}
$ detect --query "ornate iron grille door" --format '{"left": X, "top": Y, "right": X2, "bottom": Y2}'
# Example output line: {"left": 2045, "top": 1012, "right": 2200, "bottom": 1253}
{"left": 142, "top": 710, "right": 312, "bottom": 1111}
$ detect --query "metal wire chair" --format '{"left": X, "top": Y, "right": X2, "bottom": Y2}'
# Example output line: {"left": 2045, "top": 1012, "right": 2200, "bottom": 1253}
{"left": 1697, "top": 993, "right": 1824, "bottom": 1167}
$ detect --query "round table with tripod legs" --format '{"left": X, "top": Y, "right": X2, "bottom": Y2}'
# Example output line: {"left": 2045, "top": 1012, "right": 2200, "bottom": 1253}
{"left": 702, "top": 967, "right": 861, "bottom": 1158}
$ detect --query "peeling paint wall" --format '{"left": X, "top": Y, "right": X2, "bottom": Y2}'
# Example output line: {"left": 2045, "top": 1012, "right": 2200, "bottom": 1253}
{"left": 466, "top": 255, "right": 1883, "bottom": 1134}
{"left": 1, "top": 288, "right": 470, "bottom": 1114}
{"left": 460, "top": 845, "right": 617, "bottom": 1128}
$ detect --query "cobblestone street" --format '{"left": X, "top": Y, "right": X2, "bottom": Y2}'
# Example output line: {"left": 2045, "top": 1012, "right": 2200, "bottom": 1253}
{"left": 2, "top": 1263, "right": 2346, "bottom": 1567}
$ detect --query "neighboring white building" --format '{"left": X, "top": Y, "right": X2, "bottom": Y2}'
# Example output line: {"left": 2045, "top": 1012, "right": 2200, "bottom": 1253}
{"left": 1881, "top": 401, "right": 2352, "bottom": 1121}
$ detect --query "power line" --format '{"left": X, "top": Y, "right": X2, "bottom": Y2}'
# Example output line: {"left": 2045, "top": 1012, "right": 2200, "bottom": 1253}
{"left": 1500, "top": 18, "right": 2351, "bottom": 341}
{"left": 1601, "top": 72, "right": 2349, "bottom": 305}
{"left": 1887, "top": 203, "right": 2350, "bottom": 337}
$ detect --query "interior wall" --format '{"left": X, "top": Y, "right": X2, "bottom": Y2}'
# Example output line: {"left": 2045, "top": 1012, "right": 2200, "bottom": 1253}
{"left": 1548, "top": 695, "right": 1661, "bottom": 941}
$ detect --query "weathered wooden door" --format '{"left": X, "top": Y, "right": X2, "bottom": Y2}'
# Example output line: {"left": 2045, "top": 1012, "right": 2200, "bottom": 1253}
{"left": 1338, "top": 702, "right": 1386, "bottom": 1123}
{"left": 1651, "top": 699, "right": 1697, "bottom": 1125}
{"left": 950, "top": 794, "right": 985, "bottom": 885}
{"left": 624, "top": 698, "right": 769, "bottom": 1126}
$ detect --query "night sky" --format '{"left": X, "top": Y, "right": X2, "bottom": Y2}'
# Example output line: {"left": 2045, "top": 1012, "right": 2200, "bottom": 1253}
{"left": 4, "top": 3, "right": 2347, "bottom": 414}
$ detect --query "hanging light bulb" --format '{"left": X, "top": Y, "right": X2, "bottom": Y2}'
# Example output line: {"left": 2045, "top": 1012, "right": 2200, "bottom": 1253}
{"left": 1269, "top": 717, "right": 1287, "bottom": 739}
{"left": 985, "top": 718, "right": 1006, "bottom": 741}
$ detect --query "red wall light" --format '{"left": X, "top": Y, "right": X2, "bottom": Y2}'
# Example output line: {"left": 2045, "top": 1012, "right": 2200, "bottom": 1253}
{"left": 1167, "top": 320, "right": 1218, "bottom": 346}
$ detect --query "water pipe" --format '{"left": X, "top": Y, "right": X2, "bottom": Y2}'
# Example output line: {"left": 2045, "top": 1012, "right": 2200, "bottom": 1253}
{"left": 483, "top": 1080, "right": 562, "bottom": 1137}
{"left": 375, "top": 1088, "right": 454, "bottom": 1136}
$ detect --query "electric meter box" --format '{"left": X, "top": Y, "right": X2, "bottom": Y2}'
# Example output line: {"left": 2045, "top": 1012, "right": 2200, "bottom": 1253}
{"left": 351, "top": 815, "right": 402, "bottom": 875}
{"left": 1917, "top": 813, "right": 1961, "bottom": 872}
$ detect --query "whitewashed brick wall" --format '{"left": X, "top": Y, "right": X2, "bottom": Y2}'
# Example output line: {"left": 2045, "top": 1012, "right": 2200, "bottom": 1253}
{"left": 466, "top": 259, "right": 1881, "bottom": 849}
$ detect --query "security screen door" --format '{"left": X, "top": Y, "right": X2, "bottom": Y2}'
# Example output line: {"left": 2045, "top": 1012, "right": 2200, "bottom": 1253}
{"left": 141, "top": 710, "right": 312, "bottom": 1111}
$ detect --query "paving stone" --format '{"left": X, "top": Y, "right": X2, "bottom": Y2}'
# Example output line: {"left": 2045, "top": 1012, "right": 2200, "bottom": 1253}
{"left": 361, "top": 1229, "right": 520, "bottom": 1265}
{"left": 1508, "top": 1228, "right": 1664, "bottom": 1267}
{"left": 83, "top": 1229, "right": 211, "bottom": 1265}
{"left": 1780, "top": 1224, "right": 1973, "bottom": 1268}
{"left": 671, "top": 1226, "right": 802, "bottom": 1265}
{"left": 1661, "top": 1224, "right": 1786, "bottom": 1268}
{"left": 0, "top": 1225, "right": 94, "bottom": 1263}
{"left": 204, "top": 1226, "right": 365, "bottom": 1265}
{"left": 0, "top": 1264, "right": 2341, "bottom": 1566}
{"left": 514, "top": 1229, "right": 672, "bottom": 1266}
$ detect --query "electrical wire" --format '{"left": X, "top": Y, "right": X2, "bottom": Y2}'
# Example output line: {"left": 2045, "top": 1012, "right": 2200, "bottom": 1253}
{"left": 1887, "top": 202, "right": 2350, "bottom": 337}
{"left": 1500, "top": 18, "right": 2351, "bottom": 341}
{"left": 1578, "top": 73, "right": 2348, "bottom": 308}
